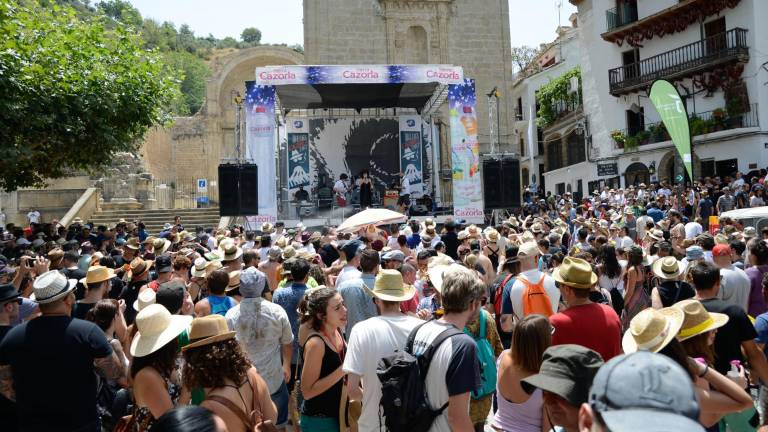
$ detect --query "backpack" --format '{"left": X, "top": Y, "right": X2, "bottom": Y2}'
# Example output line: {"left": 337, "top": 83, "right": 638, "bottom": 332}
{"left": 520, "top": 275, "right": 553, "bottom": 317}
{"left": 493, "top": 273, "right": 515, "bottom": 332}
{"left": 377, "top": 321, "right": 463, "bottom": 432}
{"left": 463, "top": 311, "right": 497, "bottom": 400}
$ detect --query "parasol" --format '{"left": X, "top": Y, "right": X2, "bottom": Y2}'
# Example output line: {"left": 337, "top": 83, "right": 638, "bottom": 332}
{"left": 336, "top": 208, "right": 407, "bottom": 234}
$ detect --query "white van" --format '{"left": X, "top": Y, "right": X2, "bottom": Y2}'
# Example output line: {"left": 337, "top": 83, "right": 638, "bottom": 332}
{"left": 719, "top": 206, "right": 768, "bottom": 232}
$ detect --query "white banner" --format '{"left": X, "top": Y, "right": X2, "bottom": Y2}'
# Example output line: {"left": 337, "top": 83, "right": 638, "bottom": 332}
{"left": 399, "top": 115, "right": 423, "bottom": 197}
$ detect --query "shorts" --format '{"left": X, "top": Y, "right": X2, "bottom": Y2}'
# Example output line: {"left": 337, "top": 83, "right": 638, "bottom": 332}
{"left": 271, "top": 381, "right": 289, "bottom": 427}
{"left": 300, "top": 415, "right": 339, "bottom": 432}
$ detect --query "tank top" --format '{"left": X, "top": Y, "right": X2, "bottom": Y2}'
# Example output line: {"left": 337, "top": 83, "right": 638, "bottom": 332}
{"left": 209, "top": 295, "right": 236, "bottom": 316}
{"left": 492, "top": 352, "right": 544, "bottom": 432}
{"left": 485, "top": 245, "right": 500, "bottom": 271}
{"left": 300, "top": 333, "right": 343, "bottom": 419}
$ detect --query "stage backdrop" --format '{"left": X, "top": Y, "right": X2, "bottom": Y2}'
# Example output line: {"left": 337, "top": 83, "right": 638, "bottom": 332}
{"left": 399, "top": 115, "right": 423, "bottom": 197}
{"left": 244, "top": 81, "right": 278, "bottom": 222}
{"left": 448, "top": 79, "right": 484, "bottom": 222}
{"left": 287, "top": 118, "right": 310, "bottom": 190}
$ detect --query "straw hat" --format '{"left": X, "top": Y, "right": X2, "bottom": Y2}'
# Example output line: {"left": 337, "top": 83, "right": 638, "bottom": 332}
{"left": 205, "top": 259, "right": 223, "bottom": 274}
{"left": 227, "top": 270, "right": 241, "bottom": 292}
{"left": 152, "top": 238, "right": 171, "bottom": 255}
{"left": 221, "top": 244, "right": 243, "bottom": 261}
{"left": 79, "top": 265, "right": 117, "bottom": 287}
{"left": 552, "top": 257, "right": 598, "bottom": 289}
{"left": 427, "top": 264, "right": 451, "bottom": 293}
{"left": 192, "top": 257, "right": 207, "bottom": 278}
{"left": 130, "top": 304, "right": 192, "bottom": 357}
{"left": 622, "top": 307, "right": 684, "bottom": 353}
{"left": 143, "top": 236, "right": 157, "bottom": 245}
{"left": 124, "top": 237, "right": 141, "bottom": 251}
{"left": 261, "top": 222, "right": 274, "bottom": 233}
{"left": 651, "top": 257, "right": 686, "bottom": 281}
{"left": 367, "top": 269, "right": 416, "bottom": 302}
{"left": 282, "top": 246, "right": 297, "bottom": 260}
{"left": 182, "top": 314, "right": 236, "bottom": 351}
{"left": 530, "top": 223, "right": 544, "bottom": 234}
{"left": 31, "top": 270, "right": 77, "bottom": 304}
{"left": 133, "top": 288, "right": 156, "bottom": 312}
{"left": 486, "top": 229, "right": 500, "bottom": 243}
{"left": 457, "top": 230, "right": 469, "bottom": 241}
{"left": 647, "top": 229, "right": 664, "bottom": 242}
{"left": 129, "top": 257, "right": 153, "bottom": 279}
{"left": 714, "top": 233, "right": 729, "bottom": 245}
{"left": 674, "top": 299, "right": 729, "bottom": 342}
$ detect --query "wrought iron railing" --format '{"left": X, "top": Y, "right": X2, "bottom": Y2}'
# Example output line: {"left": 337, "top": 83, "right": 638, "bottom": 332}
{"left": 549, "top": 95, "right": 582, "bottom": 124}
{"left": 606, "top": 3, "right": 639, "bottom": 32}
{"left": 609, "top": 28, "right": 749, "bottom": 94}
{"left": 611, "top": 103, "right": 759, "bottom": 150}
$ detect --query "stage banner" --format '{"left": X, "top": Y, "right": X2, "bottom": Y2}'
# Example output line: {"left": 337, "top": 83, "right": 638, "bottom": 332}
{"left": 399, "top": 115, "right": 423, "bottom": 197}
{"left": 244, "top": 81, "right": 277, "bottom": 222}
{"left": 448, "top": 79, "right": 484, "bottom": 223}
{"left": 422, "top": 119, "right": 433, "bottom": 197}
{"left": 649, "top": 80, "right": 692, "bottom": 183}
{"left": 287, "top": 118, "right": 310, "bottom": 189}
{"left": 256, "top": 65, "right": 464, "bottom": 86}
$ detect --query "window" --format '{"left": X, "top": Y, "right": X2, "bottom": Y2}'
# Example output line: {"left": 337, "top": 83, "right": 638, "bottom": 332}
{"left": 556, "top": 183, "right": 566, "bottom": 195}
{"left": 520, "top": 137, "right": 525, "bottom": 157}
{"left": 626, "top": 107, "right": 645, "bottom": 137}
{"left": 700, "top": 159, "right": 716, "bottom": 179}
{"left": 622, "top": 48, "right": 640, "bottom": 80}
{"left": 566, "top": 133, "right": 586, "bottom": 166}
{"left": 705, "top": 17, "right": 726, "bottom": 54}
{"left": 516, "top": 97, "right": 523, "bottom": 120}
{"left": 547, "top": 140, "right": 562, "bottom": 171}
{"left": 537, "top": 128, "right": 544, "bottom": 155}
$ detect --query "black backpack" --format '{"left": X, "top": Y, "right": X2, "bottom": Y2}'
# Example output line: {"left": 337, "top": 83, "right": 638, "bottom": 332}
{"left": 376, "top": 321, "right": 463, "bottom": 432}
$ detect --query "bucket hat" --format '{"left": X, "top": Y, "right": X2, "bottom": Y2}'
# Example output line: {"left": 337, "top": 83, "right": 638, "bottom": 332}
{"left": 622, "top": 307, "right": 684, "bottom": 353}
{"left": 368, "top": 269, "right": 415, "bottom": 302}
{"left": 183, "top": 314, "right": 236, "bottom": 351}
{"left": 651, "top": 256, "right": 686, "bottom": 280}
{"left": 31, "top": 270, "right": 77, "bottom": 304}
{"left": 240, "top": 267, "right": 267, "bottom": 298}
{"left": 130, "top": 304, "right": 192, "bottom": 357}
{"left": 552, "top": 257, "right": 598, "bottom": 289}
{"left": 521, "top": 344, "right": 604, "bottom": 407}
{"left": 674, "top": 299, "right": 729, "bottom": 341}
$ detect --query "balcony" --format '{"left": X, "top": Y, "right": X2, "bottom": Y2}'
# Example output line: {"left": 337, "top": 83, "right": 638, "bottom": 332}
{"left": 611, "top": 103, "right": 759, "bottom": 151}
{"left": 609, "top": 28, "right": 749, "bottom": 96}
{"left": 601, "top": 0, "right": 743, "bottom": 47}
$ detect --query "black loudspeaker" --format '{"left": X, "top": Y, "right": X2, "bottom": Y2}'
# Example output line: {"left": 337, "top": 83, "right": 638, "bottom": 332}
{"left": 218, "top": 164, "right": 259, "bottom": 216}
{"left": 482, "top": 157, "right": 521, "bottom": 209}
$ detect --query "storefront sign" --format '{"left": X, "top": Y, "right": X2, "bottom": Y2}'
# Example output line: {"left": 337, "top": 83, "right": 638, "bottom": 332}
{"left": 597, "top": 162, "right": 618, "bottom": 177}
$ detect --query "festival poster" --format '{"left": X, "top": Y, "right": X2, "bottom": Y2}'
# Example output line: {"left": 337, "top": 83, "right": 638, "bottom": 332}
{"left": 255, "top": 65, "right": 464, "bottom": 85}
{"left": 244, "top": 81, "right": 277, "bottom": 222}
{"left": 448, "top": 79, "right": 484, "bottom": 222}
{"left": 399, "top": 115, "right": 423, "bottom": 197}
{"left": 287, "top": 118, "right": 310, "bottom": 189}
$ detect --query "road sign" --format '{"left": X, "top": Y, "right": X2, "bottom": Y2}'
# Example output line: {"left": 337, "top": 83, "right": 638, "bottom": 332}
{"left": 197, "top": 179, "right": 207, "bottom": 193}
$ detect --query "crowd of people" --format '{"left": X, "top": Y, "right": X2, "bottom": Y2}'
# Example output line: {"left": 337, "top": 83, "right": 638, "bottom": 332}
{"left": 0, "top": 171, "right": 767, "bottom": 432}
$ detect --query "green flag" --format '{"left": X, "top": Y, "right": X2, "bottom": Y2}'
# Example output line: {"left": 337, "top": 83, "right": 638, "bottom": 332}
{"left": 649, "top": 80, "right": 692, "bottom": 181}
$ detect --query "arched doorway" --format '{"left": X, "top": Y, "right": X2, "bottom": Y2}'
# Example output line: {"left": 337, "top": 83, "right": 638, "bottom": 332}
{"left": 625, "top": 162, "right": 650, "bottom": 187}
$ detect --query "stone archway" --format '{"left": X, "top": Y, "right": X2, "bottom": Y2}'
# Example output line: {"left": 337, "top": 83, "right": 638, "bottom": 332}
{"left": 657, "top": 150, "right": 702, "bottom": 184}
{"left": 625, "top": 162, "right": 650, "bottom": 187}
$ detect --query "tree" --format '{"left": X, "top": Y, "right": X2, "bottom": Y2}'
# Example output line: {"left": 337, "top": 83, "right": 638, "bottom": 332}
{"left": 240, "top": 27, "right": 261, "bottom": 44}
{"left": 162, "top": 51, "right": 210, "bottom": 115}
{"left": 96, "top": 0, "right": 142, "bottom": 28}
{"left": 511, "top": 45, "right": 540, "bottom": 72}
{"left": 0, "top": 0, "right": 179, "bottom": 190}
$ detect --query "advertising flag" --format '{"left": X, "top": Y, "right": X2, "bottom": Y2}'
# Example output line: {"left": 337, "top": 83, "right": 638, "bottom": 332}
{"left": 649, "top": 80, "right": 692, "bottom": 181}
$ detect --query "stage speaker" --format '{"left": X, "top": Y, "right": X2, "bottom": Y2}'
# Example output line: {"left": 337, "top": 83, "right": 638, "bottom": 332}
{"left": 482, "top": 157, "right": 521, "bottom": 209}
{"left": 218, "top": 164, "right": 259, "bottom": 216}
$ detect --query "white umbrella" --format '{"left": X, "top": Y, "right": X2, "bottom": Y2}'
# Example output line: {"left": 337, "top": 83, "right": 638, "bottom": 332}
{"left": 337, "top": 208, "right": 407, "bottom": 234}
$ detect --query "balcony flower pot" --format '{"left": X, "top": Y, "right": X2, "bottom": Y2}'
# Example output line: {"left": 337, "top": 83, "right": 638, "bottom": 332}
{"left": 610, "top": 130, "right": 626, "bottom": 149}
{"left": 635, "top": 130, "right": 651, "bottom": 146}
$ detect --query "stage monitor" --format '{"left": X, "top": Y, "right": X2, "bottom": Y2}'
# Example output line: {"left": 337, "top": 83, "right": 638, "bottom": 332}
{"left": 218, "top": 164, "right": 259, "bottom": 216}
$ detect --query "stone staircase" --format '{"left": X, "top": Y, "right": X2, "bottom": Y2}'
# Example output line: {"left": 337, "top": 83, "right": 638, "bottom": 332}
{"left": 88, "top": 208, "right": 221, "bottom": 234}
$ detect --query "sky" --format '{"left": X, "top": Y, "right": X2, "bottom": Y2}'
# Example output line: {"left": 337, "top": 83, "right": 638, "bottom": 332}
{"left": 127, "top": 0, "right": 577, "bottom": 49}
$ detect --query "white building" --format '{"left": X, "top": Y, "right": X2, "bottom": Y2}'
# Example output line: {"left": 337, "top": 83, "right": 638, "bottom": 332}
{"left": 570, "top": 0, "right": 768, "bottom": 192}
{"left": 509, "top": 19, "right": 588, "bottom": 199}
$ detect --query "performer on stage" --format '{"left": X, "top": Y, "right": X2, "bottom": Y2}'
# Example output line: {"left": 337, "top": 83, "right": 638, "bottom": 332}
{"left": 397, "top": 171, "right": 411, "bottom": 215}
{"left": 333, "top": 173, "right": 350, "bottom": 207}
{"left": 358, "top": 170, "right": 372, "bottom": 208}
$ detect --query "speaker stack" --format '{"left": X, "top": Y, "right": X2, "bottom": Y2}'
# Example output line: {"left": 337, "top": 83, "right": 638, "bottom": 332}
{"left": 482, "top": 156, "right": 521, "bottom": 209}
{"left": 218, "top": 164, "right": 259, "bottom": 216}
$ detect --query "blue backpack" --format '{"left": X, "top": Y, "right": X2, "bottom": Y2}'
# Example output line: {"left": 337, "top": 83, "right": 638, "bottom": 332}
{"left": 464, "top": 310, "right": 497, "bottom": 399}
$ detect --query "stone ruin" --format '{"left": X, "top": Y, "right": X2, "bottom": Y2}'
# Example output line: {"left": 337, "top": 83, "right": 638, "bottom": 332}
{"left": 94, "top": 152, "right": 156, "bottom": 210}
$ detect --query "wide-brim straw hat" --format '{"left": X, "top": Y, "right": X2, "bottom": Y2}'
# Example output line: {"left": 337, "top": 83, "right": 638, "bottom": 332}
{"left": 183, "top": 314, "right": 236, "bottom": 351}
{"left": 622, "top": 307, "right": 684, "bottom": 353}
{"left": 427, "top": 264, "right": 451, "bottom": 294}
{"left": 486, "top": 229, "right": 500, "bottom": 243}
{"left": 652, "top": 256, "right": 686, "bottom": 280}
{"left": 366, "top": 269, "right": 416, "bottom": 302}
{"left": 152, "top": 238, "right": 171, "bottom": 255}
{"left": 31, "top": 270, "right": 77, "bottom": 304}
{"left": 192, "top": 257, "right": 207, "bottom": 278}
{"left": 79, "top": 265, "right": 117, "bottom": 287}
{"left": 226, "top": 270, "right": 241, "bottom": 292}
{"left": 221, "top": 244, "right": 243, "bottom": 261}
{"left": 130, "top": 304, "right": 192, "bottom": 357}
{"left": 133, "top": 288, "right": 156, "bottom": 312}
{"left": 552, "top": 257, "right": 598, "bottom": 289}
{"left": 124, "top": 237, "right": 141, "bottom": 251}
{"left": 674, "top": 299, "right": 729, "bottom": 341}
{"left": 129, "top": 258, "right": 154, "bottom": 279}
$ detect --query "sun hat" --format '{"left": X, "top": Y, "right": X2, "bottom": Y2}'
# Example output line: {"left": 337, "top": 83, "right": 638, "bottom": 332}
{"left": 588, "top": 351, "right": 704, "bottom": 432}
{"left": 226, "top": 270, "right": 241, "bottom": 292}
{"left": 152, "top": 238, "right": 171, "bottom": 255}
{"left": 154, "top": 254, "right": 173, "bottom": 273}
{"left": 517, "top": 241, "right": 540, "bottom": 258}
{"left": 183, "top": 314, "right": 236, "bottom": 351}
{"left": 192, "top": 257, "right": 207, "bottom": 278}
{"left": 281, "top": 246, "right": 297, "bottom": 261}
{"left": 624, "top": 207, "right": 634, "bottom": 215}
{"left": 133, "top": 288, "right": 156, "bottom": 312}
{"left": 648, "top": 229, "right": 664, "bottom": 241}
{"left": 130, "top": 304, "right": 192, "bottom": 357}
{"left": 457, "top": 230, "right": 469, "bottom": 241}
{"left": 651, "top": 256, "right": 687, "bottom": 280}
{"left": 79, "top": 265, "right": 117, "bottom": 287}
{"left": 31, "top": 270, "right": 77, "bottom": 304}
{"left": 205, "top": 259, "right": 222, "bottom": 274}
{"left": 267, "top": 246, "right": 282, "bottom": 260}
{"left": 123, "top": 238, "right": 141, "bottom": 251}
{"left": 521, "top": 345, "right": 604, "bottom": 407}
{"left": 240, "top": 267, "right": 267, "bottom": 298}
{"left": 261, "top": 222, "right": 274, "bottom": 233}
{"left": 674, "top": 299, "right": 729, "bottom": 341}
{"left": 743, "top": 226, "right": 757, "bottom": 239}
{"left": 221, "top": 244, "right": 243, "bottom": 261}
{"left": 427, "top": 264, "right": 450, "bottom": 293}
{"left": 368, "top": 269, "right": 416, "bottom": 302}
{"left": 204, "top": 251, "right": 222, "bottom": 262}
{"left": 622, "top": 307, "right": 684, "bottom": 353}
{"left": 530, "top": 223, "right": 544, "bottom": 234}
{"left": 685, "top": 245, "right": 704, "bottom": 261}
{"left": 486, "top": 229, "right": 500, "bottom": 243}
{"left": 714, "top": 233, "right": 729, "bottom": 245}
{"left": 129, "top": 257, "right": 154, "bottom": 279}
{"left": 162, "top": 223, "right": 173, "bottom": 231}
{"left": 552, "top": 257, "right": 598, "bottom": 289}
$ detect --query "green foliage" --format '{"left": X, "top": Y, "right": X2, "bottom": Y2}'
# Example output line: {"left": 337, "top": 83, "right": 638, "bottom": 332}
{"left": 161, "top": 51, "right": 210, "bottom": 115}
{"left": 240, "top": 27, "right": 261, "bottom": 44}
{"left": 536, "top": 67, "right": 581, "bottom": 128}
{"left": 0, "top": 0, "right": 179, "bottom": 190}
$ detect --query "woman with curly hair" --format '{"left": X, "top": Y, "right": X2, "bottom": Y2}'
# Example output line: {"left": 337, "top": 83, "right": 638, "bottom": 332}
{"left": 299, "top": 287, "right": 348, "bottom": 431}
{"left": 182, "top": 314, "right": 276, "bottom": 432}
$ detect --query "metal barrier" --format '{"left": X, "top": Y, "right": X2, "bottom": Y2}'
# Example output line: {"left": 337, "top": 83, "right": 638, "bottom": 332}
{"left": 151, "top": 178, "right": 219, "bottom": 210}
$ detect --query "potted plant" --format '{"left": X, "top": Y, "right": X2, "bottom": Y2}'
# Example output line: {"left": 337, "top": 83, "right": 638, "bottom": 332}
{"left": 624, "top": 135, "right": 639, "bottom": 152}
{"left": 712, "top": 108, "right": 727, "bottom": 131}
{"left": 690, "top": 116, "right": 708, "bottom": 136}
{"left": 635, "top": 130, "right": 651, "bottom": 146}
{"left": 610, "top": 130, "right": 626, "bottom": 148}
{"left": 726, "top": 96, "right": 745, "bottom": 129}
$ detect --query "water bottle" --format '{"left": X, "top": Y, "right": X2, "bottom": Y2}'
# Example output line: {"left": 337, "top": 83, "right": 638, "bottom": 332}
{"left": 727, "top": 360, "right": 741, "bottom": 381}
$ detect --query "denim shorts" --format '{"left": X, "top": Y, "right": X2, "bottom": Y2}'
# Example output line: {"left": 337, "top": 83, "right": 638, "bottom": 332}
{"left": 270, "top": 381, "right": 290, "bottom": 427}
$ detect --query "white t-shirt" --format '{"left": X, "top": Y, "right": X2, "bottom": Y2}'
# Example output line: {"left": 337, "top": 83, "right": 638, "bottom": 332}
{"left": 26, "top": 211, "right": 40, "bottom": 224}
{"left": 684, "top": 222, "right": 703, "bottom": 240}
{"left": 335, "top": 265, "right": 362, "bottom": 286}
{"left": 508, "top": 268, "right": 560, "bottom": 319}
{"left": 717, "top": 265, "right": 751, "bottom": 312}
{"left": 343, "top": 315, "right": 423, "bottom": 432}
{"left": 333, "top": 179, "right": 348, "bottom": 195}
{"left": 410, "top": 320, "right": 480, "bottom": 432}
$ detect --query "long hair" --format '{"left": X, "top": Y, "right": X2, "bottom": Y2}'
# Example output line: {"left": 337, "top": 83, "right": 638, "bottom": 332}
{"left": 511, "top": 315, "right": 551, "bottom": 372}
{"left": 599, "top": 244, "right": 622, "bottom": 279}
{"left": 680, "top": 332, "right": 715, "bottom": 366}
{"left": 300, "top": 287, "right": 336, "bottom": 331}
{"left": 130, "top": 338, "right": 179, "bottom": 379}
{"left": 182, "top": 338, "right": 251, "bottom": 389}
{"left": 152, "top": 406, "right": 219, "bottom": 432}
{"left": 85, "top": 299, "right": 118, "bottom": 332}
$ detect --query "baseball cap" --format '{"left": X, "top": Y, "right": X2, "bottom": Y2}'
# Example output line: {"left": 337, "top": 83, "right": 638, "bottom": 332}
{"left": 589, "top": 351, "right": 704, "bottom": 431}
{"left": 382, "top": 250, "right": 406, "bottom": 262}
{"left": 521, "top": 345, "right": 604, "bottom": 406}
{"left": 712, "top": 244, "right": 731, "bottom": 257}
{"left": 517, "top": 241, "right": 540, "bottom": 258}
{"left": 156, "top": 280, "right": 185, "bottom": 314}
{"left": 340, "top": 240, "right": 364, "bottom": 260}
{"left": 155, "top": 254, "right": 173, "bottom": 273}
